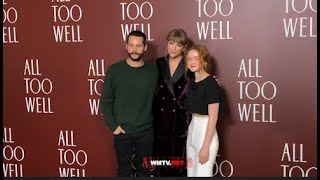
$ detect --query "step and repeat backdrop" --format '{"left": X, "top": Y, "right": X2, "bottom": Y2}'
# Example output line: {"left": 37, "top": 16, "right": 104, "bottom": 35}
{"left": 3, "top": 0, "right": 317, "bottom": 177}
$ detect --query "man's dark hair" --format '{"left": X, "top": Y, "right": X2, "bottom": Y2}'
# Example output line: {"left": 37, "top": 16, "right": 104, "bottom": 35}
{"left": 126, "top": 30, "right": 147, "bottom": 45}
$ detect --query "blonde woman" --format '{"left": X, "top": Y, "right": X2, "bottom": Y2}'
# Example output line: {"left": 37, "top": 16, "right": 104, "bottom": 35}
{"left": 185, "top": 44, "right": 220, "bottom": 177}
{"left": 153, "top": 29, "right": 191, "bottom": 176}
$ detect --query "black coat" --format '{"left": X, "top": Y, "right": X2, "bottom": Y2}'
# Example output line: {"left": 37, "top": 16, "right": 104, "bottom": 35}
{"left": 153, "top": 56, "right": 191, "bottom": 137}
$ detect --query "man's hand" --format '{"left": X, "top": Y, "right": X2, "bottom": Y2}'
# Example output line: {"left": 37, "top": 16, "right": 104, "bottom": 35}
{"left": 113, "top": 126, "right": 126, "bottom": 135}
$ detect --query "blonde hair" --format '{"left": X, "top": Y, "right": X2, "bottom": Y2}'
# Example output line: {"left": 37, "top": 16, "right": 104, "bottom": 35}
{"left": 167, "top": 29, "right": 189, "bottom": 47}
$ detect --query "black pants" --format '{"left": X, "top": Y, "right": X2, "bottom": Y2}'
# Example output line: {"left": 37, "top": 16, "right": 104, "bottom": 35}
{"left": 153, "top": 135, "right": 187, "bottom": 176}
{"left": 114, "top": 128, "right": 153, "bottom": 177}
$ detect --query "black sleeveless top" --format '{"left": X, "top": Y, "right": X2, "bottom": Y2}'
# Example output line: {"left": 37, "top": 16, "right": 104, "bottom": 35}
{"left": 186, "top": 75, "right": 220, "bottom": 115}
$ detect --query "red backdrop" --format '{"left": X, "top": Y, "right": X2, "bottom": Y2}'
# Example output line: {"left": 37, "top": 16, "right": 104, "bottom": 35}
{"left": 3, "top": 0, "right": 317, "bottom": 177}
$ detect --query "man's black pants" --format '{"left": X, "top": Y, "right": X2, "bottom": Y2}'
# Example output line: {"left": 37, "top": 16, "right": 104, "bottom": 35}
{"left": 114, "top": 127, "right": 153, "bottom": 177}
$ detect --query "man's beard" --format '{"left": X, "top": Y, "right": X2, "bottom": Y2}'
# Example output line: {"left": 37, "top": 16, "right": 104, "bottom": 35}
{"left": 128, "top": 52, "right": 144, "bottom": 62}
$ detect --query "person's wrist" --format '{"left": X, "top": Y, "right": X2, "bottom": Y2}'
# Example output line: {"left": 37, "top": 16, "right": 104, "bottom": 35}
{"left": 201, "top": 145, "right": 210, "bottom": 150}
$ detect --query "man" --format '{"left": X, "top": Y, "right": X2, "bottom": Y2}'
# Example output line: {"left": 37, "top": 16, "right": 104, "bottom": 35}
{"left": 100, "top": 30, "right": 158, "bottom": 177}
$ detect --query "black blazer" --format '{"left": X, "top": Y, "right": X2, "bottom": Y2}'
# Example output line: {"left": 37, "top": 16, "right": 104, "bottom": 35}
{"left": 153, "top": 56, "right": 191, "bottom": 137}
